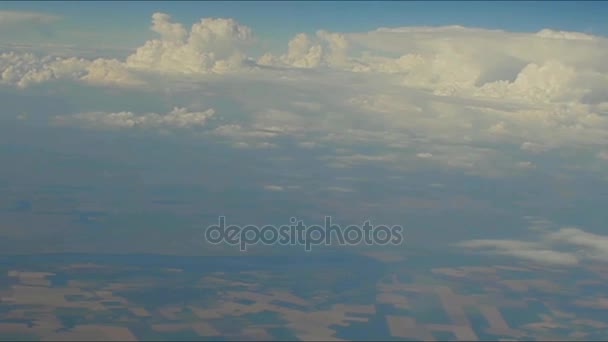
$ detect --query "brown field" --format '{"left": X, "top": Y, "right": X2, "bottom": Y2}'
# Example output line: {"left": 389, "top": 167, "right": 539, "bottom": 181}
{"left": 387, "top": 315, "right": 435, "bottom": 340}
{"left": 192, "top": 321, "right": 220, "bottom": 336}
{"left": 3, "top": 285, "right": 104, "bottom": 310}
{"left": 2, "top": 257, "right": 607, "bottom": 341}
{"left": 40, "top": 324, "right": 137, "bottom": 341}
{"left": 479, "top": 305, "right": 522, "bottom": 337}
{"left": 151, "top": 323, "right": 190, "bottom": 332}
{"left": 574, "top": 297, "right": 608, "bottom": 309}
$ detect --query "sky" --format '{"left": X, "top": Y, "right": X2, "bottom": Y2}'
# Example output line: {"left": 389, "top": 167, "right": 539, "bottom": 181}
{"left": 2, "top": 1, "right": 608, "bottom": 52}
{"left": 1, "top": 1, "right": 608, "bottom": 264}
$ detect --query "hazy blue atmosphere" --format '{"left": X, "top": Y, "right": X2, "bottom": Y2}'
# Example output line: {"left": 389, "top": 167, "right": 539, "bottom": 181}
{"left": 1, "top": 1, "right": 608, "bottom": 341}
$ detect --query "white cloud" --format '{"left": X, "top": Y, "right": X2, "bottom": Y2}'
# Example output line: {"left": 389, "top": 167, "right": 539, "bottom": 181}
{"left": 326, "top": 186, "right": 354, "bottom": 193}
{"left": 456, "top": 239, "right": 579, "bottom": 266}
{"left": 474, "top": 60, "right": 580, "bottom": 103}
{"left": 54, "top": 107, "right": 215, "bottom": 130}
{"left": 545, "top": 227, "right": 608, "bottom": 262}
{"left": 319, "top": 25, "right": 608, "bottom": 105}
{"left": 82, "top": 58, "right": 142, "bottom": 86}
{"left": 520, "top": 142, "right": 547, "bottom": 153}
{"left": 457, "top": 224, "right": 608, "bottom": 266}
{"left": 0, "top": 52, "right": 141, "bottom": 87}
{"left": 257, "top": 30, "right": 349, "bottom": 69}
{"left": 535, "top": 28, "right": 595, "bottom": 41}
{"left": 0, "top": 12, "right": 255, "bottom": 88}
{"left": 517, "top": 161, "right": 535, "bottom": 169}
{"left": 263, "top": 185, "right": 284, "bottom": 192}
{"left": 488, "top": 122, "right": 507, "bottom": 134}
{"left": 125, "top": 13, "right": 253, "bottom": 75}
{"left": 1, "top": 15, "right": 608, "bottom": 175}
{"left": 298, "top": 141, "right": 317, "bottom": 149}
{"left": 278, "top": 33, "right": 323, "bottom": 68}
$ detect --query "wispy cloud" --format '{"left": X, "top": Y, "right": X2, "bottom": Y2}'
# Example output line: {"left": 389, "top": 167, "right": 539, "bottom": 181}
{"left": 0, "top": 10, "right": 60, "bottom": 26}
{"left": 456, "top": 220, "right": 608, "bottom": 266}
{"left": 53, "top": 107, "right": 215, "bottom": 130}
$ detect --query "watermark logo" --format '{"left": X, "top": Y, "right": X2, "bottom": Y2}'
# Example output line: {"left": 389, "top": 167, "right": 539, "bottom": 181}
{"left": 204, "top": 216, "right": 404, "bottom": 251}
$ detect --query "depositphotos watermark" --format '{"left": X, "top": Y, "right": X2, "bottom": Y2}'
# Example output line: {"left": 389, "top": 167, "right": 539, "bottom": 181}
{"left": 204, "top": 216, "right": 404, "bottom": 252}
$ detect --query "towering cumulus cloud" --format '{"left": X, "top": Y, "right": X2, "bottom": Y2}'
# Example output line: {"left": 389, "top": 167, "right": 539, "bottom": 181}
{"left": 0, "top": 12, "right": 255, "bottom": 87}
{"left": 126, "top": 13, "right": 253, "bottom": 74}
{"left": 2, "top": 12, "right": 607, "bottom": 97}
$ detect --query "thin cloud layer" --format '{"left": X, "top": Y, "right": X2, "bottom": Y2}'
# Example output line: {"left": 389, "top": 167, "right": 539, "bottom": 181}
{"left": 54, "top": 107, "right": 215, "bottom": 130}
{"left": 456, "top": 223, "right": 608, "bottom": 266}
{"left": 0, "top": 10, "right": 60, "bottom": 26}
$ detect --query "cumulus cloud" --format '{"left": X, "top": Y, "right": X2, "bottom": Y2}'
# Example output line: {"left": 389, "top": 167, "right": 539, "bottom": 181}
{"left": 278, "top": 33, "right": 323, "bottom": 68}
{"left": 82, "top": 58, "right": 143, "bottom": 86}
{"left": 3, "top": 15, "right": 608, "bottom": 102}
{"left": 2, "top": 15, "right": 608, "bottom": 175}
{"left": 312, "top": 25, "right": 608, "bottom": 103}
{"left": 0, "top": 52, "right": 141, "bottom": 87}
{"left": 0, "top": 12, "right": 255, "bottom": 88}
{"left": 257, "top": 30, "right": 350, "bottom": 69}
{"left": 125, "top": 12, "right": 253, "bottom": 74}
{"left": 54, "top": 107, "right": 215, "bottom": 130}
{"left": 245, "top": 24, "right": 608, "bottom": 164}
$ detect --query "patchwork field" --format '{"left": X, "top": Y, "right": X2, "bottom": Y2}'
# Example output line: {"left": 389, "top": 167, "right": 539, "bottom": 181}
{"left": 0, "top": 253, "right": 607, "bottom": 340}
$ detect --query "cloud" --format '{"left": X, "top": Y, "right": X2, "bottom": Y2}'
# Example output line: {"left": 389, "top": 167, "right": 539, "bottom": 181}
{"left": 257, "top": 30, "right": 349, "bottom": 69}
{"left": 125, "top": 12, "right": 253, "bottom": 74}
{"left": 326, "top": 186, "right": 354, "bottom": 193}
{"left": 1, "top": 15, "right": 608, "bottom": 176}
{"left": 0, "top": 10, "right": 59, "bottom": 26}
{"left": 0, "top": 52, "right": 141, "bottom": 88}
{"left": 456, "top": 223, "right": 608, "bottom": 266}
{"left": 263, "top": 185, "right": 284, "bottom": 192}
{"left": 545, "top": 227, "right": 608, "bottom": 262}
{"left": 54, "top": 107, "right": 215, "bottom": 130}
{"left": 520, "top": 142, "right": 547, "bottom": 153}
{"left": 276, "top": 33, "right": 323, "bottom": 68}
{"left": 82, "top": 58, "right": 143, "bottom": 86}
{"left": 535, "top": 28, "right": 595, "bottom": 41}
{"left": 0, "top": 12, "right": 255, "bottom": 88}
{"left": 320, "top": 25, "right": 608, "bottom": 103}
{"left": 456, "top": 239, "right": 579, "bottom": 266}
{"left": 517, "top": 161, "right": 535, "bottom": 169}
{"left": 488, "top": 122, "right": 507, "bottom": 134}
